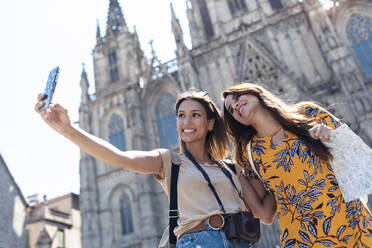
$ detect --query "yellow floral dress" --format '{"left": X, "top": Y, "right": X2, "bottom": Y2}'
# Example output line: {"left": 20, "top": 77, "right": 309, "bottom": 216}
{"left": 243, "top": 104, "right": 372, "bottom": 248}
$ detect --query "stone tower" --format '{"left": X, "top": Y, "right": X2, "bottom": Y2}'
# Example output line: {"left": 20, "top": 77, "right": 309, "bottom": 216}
{"left": 79, "top": 0, "right": 372, "bottom": 247}
{"left": 79, "top": 1, "right": 181, "bottom": 247}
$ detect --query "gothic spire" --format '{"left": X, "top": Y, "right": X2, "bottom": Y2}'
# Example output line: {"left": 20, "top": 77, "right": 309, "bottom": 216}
{"left": 96, "top": 19, "right": 102, "bottom": 44}
{"left": 149, "top": 39, "right": 157, "bottom": 59}
{"left": 106, "top": 0, "right": 128, "bottom": 36}
{"left": 170, "top": 3, "right": 189, "bottom": 59}
{"left": 80, "top": 63, "right": 90, "bottom": 103}
{"left": 133, "top": 25, "right": 140, "bottom": 47}
{"left": 170, "top": 3, "right": 184, "bottom": 43}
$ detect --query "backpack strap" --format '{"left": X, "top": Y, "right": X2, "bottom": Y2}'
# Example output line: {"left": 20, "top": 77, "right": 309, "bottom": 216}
{"left": 169, "top": 163, "right": 180, "bottom": 244}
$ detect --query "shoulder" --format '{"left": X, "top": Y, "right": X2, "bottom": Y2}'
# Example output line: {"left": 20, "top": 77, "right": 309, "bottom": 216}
{"left": 296, "top": 102, "right": 325, "bottom": 118}
{"left": 153, "top": 149, "right": 182, "bottom": 183}
{"left": 155, "top": 148, "right": 182, "bottom": 166}
{"left": 296, "top": 102, "right": 340, "bottom": 128}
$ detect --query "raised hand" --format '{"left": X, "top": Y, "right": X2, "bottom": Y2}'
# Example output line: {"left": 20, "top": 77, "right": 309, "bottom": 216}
{"left": 309, "top": 123, "right": 332, "bottom": 142}
{"left": 34, "top": 93, "right": 72, "bottom": 135}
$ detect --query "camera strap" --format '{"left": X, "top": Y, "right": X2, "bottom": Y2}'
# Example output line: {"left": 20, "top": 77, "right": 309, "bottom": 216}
{"left": 184, "top": 150, "right": 244, "bottom": 213}
{"left": 214, "top": 161, "right": 244, "bottom": 201}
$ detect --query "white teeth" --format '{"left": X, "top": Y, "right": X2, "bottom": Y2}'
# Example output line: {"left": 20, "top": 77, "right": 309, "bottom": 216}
{"left": 239, "top": 104, "right": 246, "bottom": 115}
{"left": 183, "top": 129, "right": 195, "bottom": 133}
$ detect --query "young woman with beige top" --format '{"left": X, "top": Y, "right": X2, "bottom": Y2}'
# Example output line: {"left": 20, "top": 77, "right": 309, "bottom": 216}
{"left": 35, "top": 90, "right": 276, "bottom": 248}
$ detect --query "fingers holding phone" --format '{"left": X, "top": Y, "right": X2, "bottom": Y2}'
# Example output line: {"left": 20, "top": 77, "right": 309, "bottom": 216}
{"left": 35, "top": 66, "right": 72, "bottom": 134}
{"left": 36, "top": 99, "right": 72, "bottom": 134}
{"left": 40, "top": 66, "right": 60, "bottom": 112}
{"left": 35, "top": 94, "right": 46, "bottom": 113}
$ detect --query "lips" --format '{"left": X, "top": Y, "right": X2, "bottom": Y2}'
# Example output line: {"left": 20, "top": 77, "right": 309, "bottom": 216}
{"left": 237, "top": 104, "right": 246, "bottom": 116}
{"left": 183, "top": 128, "right": 195, "bottom": 133}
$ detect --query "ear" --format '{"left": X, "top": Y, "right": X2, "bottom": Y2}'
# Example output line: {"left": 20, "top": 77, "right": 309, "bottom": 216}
{"left": 207, "top": 118, "right": 215, "bottom": 131}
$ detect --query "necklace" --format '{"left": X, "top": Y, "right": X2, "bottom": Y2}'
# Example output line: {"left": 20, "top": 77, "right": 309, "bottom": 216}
{"left": 270, "top": 126, "right": 283, "bottom": 149}
{"left": 271, "top": 126, "right": 282, "bottom": 137}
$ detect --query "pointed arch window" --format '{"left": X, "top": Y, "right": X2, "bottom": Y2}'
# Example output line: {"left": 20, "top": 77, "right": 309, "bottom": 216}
{"left": 109, "top": 114, "right": 126, "bottom": 151}
{"left": 346, "top": 14, "right": 372, "bottom": 76}
{"left": 119, "top": 193, "right": 134, "bottom": 235}
{"left": 197, "top": 0, "right": 214, "bottom": 39}
{"left": 108, "top": 51, "right": 120, "bottom": 82}
{"left": 156, "top": 93, "right": 178, "bottom": 148}
{"left": 227, "top": 0, "right": 247, "bottom": 15}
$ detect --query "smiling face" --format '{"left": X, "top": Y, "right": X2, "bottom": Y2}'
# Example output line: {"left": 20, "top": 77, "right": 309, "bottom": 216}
{"left": 224, "top": 93, "right": 261, "bottom": 126}
{"left": 176, "top": 99, "right": 214, "bottom": 146}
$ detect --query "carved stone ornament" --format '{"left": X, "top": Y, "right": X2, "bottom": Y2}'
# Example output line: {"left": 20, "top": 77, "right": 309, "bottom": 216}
{"left": 237, "top": 38, "right": 280, "bottom": 90}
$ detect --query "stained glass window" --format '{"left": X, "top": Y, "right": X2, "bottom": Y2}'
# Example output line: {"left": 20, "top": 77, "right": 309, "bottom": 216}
{"left": 156, "top": 93, "right": 178, "bottom": 148}
{"left": 108, "top": 51, "right": 120, "bottom": 82}
{"left": 110, "top": 67, "right": 119, "bottom": 82}
{"left": 109, "top": 114, "right": 126, "bottom": 151}
{"left": 119, "top": 194, "right": 134, "bottom": 235}
{"left": 346, "top": 14, "right": 372, "bottom": 76}
{"left": 108, "top": 51, "right": 117, "bottom": 66}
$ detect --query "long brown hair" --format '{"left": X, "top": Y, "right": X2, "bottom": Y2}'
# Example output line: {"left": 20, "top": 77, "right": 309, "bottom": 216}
{"left": 175, "top": 91, "right": 229, "bottom": 161}
{"left": 222, "top": 82, "right": 333, "bottom": 167}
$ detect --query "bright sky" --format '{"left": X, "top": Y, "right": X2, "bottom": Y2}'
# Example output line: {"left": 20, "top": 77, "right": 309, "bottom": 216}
{"left": 0, "top": 0, "right": 333, "bottom": 202}
{"left": 0, "top": 0, "right": 190, "bottom": 201}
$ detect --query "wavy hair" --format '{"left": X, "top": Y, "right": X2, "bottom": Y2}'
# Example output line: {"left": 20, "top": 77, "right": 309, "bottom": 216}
{"left": 175, "top": 91, "right": 229, "bottom": 161}
{"left": 222, "top": 82, "right": 333, "bottom": 167}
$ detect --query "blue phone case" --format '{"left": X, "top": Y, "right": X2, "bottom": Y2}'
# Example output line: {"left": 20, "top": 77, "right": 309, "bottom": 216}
{"left": 41, "top": 66, "right": 60, "bottom": 112}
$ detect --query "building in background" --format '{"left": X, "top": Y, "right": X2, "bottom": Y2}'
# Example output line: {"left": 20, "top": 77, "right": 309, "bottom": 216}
{"left": 78, "top": 0, "right": 372, "bottom": 247}
{"left": 26, "top": 193, "right": 81, "bottom": 248}
{"left": 0, "top": 154, "right": 27, "bottom": 248}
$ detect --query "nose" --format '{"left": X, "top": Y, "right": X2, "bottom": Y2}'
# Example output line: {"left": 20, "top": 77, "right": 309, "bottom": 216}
{"left": 184, "top": 115, "right": 192, "bottom": 124}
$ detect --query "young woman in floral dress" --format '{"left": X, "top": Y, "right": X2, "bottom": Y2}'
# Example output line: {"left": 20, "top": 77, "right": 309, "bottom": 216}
{"left": 222, "top": 82, "right": 372, "bottom": 248}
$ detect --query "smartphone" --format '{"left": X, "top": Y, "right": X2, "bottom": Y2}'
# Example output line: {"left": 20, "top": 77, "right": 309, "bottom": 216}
{"left": 40, "top": 66, "right": 60, "bottom": 112}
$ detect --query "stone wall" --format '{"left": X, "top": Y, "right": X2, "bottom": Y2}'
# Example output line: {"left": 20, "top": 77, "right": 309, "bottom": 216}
{"left": 0, "top": 155, "right": 27, "bottom": 248}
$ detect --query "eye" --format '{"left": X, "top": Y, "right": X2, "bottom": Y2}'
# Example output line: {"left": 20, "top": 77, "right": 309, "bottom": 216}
{"left": 228, "top": 103, "right": 234, "bottom": 115}
{"left": 177, "top": 113, "right": 185, "bottom": 118}
{"left": 233, "top": 94, "right": 241, "bottom": 101}
{"left": 192, "top": 113, "right": 201, "bottom": 117}
{"left": 228, "top": 94, "right": 241, "bottom": 115}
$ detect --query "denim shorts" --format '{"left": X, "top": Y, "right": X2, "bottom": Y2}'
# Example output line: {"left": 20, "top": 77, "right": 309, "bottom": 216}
{"left": 176, "top": 219, "right": 259, "bottom": 248}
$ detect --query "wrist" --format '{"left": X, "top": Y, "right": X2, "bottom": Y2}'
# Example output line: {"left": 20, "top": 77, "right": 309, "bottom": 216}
{"left": 60, "top": 124, "right": 76, "bottom": 138}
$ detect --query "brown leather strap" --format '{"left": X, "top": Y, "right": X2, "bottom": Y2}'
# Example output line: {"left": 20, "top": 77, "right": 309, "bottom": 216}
{"left": 180, "top": 220, "right": 206, "bottom": 237}
{"left": 180, "top": 214, "right": 230, "bottom": 238}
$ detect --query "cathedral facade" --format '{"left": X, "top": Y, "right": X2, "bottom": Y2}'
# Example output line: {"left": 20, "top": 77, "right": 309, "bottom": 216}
{"left": 78, "top": 0, "right": 372, "bottom": 247}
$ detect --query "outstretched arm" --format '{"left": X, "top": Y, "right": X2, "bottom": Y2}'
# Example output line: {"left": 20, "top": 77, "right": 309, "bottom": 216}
{"left": 35, "top": 94, "right": 163, "bottom": 176}
{"left": 238, "top": 172, "right": 277, "bottom": 225}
